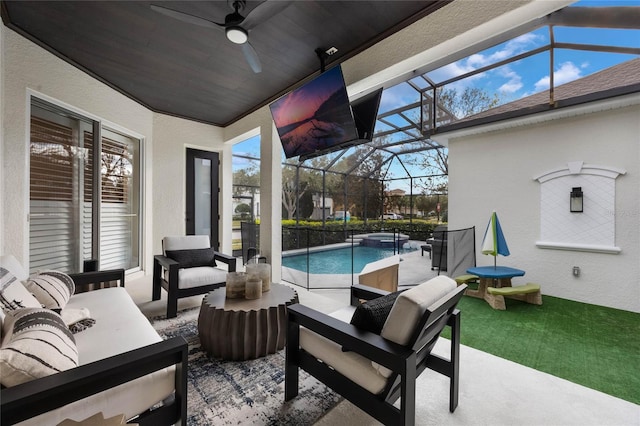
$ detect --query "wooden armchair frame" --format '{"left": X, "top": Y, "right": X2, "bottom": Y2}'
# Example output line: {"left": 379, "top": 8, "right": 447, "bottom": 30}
{"left": 153, "top": 251, "right": 236, "bottom": 318}
{"left": 286, "top": 283, "right": 466, "bottom": 426}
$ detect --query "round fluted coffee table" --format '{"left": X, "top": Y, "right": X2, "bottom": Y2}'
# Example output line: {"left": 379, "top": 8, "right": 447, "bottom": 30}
{"left": 197, "top": 282, "right": 299, "bottom": 360}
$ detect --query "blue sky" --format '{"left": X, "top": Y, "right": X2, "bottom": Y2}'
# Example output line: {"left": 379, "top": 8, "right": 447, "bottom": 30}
{"left": 378, "top": 0, "right": 639, "bottom": 116}
{"left": 234, "top": 0, "right": 639, "bottom": 189}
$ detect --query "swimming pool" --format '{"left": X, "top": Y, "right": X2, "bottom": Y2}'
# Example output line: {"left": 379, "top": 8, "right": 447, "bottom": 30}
{"left": 282, "top": 245, "right": 415, "bottom": 274}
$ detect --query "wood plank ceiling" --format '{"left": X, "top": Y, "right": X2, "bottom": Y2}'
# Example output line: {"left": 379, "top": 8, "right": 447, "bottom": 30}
{"left": 1, "top": 0, "right": 449, "bottom": 126}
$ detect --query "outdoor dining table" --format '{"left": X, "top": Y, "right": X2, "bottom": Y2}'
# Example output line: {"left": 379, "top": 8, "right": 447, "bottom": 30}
{"left": 464, "top": 265, "right": 525, "bottom": 304}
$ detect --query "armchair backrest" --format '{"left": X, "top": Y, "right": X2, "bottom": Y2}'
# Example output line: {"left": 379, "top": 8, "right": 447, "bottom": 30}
{"left": 371, "top": 276, "right": 460, "bottom": 378}
{"left": 162, "top": 235, "right": 211, "bottom": 254}
{"left": 381, "top": 275, "right": 456, "bottom": 346}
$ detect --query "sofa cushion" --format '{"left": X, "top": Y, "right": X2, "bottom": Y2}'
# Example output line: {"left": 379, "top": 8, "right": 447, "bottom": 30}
{"left": 66, "top": 287, "right": 163, "bottom": 365}
{"left": 24, "top": 270, "right": 75, "bottom": 311}
{"left": 166, "top": 247, "right": 217, "bottom": 268}
{"left": 15, "top": 287, "right": 176, "bottom": 426}
{"left": 1, "top": 268, "right": 42, "bottom": 313}
{"left": 0, "top": 308, "right": 79, "bottom": 387}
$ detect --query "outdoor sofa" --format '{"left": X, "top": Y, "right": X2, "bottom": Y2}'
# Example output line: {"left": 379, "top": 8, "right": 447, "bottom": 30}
{"left": 0, "top": 255, "right": 187, "bottom": 425}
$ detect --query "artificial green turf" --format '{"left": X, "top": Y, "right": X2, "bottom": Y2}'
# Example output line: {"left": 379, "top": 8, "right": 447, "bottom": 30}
{"left": 441, "top": 295, "right": 640, "bottom": 404}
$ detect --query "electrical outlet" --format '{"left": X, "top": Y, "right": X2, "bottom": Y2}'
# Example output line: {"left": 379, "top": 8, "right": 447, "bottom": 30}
{"left": 326, "top": 47, "right": 338, "bottom": 56}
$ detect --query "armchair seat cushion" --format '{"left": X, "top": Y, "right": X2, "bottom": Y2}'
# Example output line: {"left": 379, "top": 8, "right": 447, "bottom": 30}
{"left": 300, "top": 327, "right": 387, "bottom": 395}
{"left": 165, "top": 266, "right": 227, "bottom": 290}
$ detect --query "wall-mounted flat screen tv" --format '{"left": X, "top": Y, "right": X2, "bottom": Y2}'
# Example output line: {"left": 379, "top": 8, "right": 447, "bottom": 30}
{"left": 297, "top": 88, "right": 383, "bottom": 161}
{"left": 351, "top": 88, "right": 383, "bottom": 141}
{"left": 269, "top": 65, "right": 358, "bottom": 159}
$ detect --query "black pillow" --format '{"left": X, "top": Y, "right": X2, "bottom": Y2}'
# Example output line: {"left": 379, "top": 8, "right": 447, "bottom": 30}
{"left": 342, "top": 290, "right": 405, "bottom": 352}
{"left": 165, "top": 248, "right": 217, "bottom": 268}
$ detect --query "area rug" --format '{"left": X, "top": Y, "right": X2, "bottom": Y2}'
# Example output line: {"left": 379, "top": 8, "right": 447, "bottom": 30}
{"left": 150, "top": 308, "right": 342, "bottom": 425}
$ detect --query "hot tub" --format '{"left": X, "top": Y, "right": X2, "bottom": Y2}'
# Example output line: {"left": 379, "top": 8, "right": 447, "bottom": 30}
{"left": 355, "top": 232, "right": 410, "bottom": 248}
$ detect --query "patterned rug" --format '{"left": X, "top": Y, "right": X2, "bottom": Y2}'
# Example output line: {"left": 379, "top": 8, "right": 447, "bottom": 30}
{"left": 150, "top": 308, "right": 342, "bottom": 425}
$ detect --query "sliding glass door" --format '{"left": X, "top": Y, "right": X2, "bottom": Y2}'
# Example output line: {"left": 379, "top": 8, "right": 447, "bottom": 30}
{"left": 29, "top": 99, "right": 141, "bottom": 274}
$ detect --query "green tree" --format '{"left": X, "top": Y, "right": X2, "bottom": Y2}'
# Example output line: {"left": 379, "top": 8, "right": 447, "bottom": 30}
{"left": 233, "top": 162, "right": 260, "bottom": 196}
{"left": 282, "top": 165, "right": 311, "bottom": 220}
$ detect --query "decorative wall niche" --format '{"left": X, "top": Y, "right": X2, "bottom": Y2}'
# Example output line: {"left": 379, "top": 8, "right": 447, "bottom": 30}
{"left": 533, "top": 161, "right": 626, "bottom": 254}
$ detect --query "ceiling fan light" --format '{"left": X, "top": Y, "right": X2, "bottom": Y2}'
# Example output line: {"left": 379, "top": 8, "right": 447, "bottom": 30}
{"left": 226, "top": 26, "right": 248, "bottom": 44}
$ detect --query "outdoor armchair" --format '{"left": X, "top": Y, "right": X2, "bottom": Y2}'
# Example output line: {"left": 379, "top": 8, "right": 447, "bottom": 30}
{"left": 153, "top": 235, "right": 236, "bottom": 318}
{"left": 285, "top": 277, "right": 466, "bottom": 426}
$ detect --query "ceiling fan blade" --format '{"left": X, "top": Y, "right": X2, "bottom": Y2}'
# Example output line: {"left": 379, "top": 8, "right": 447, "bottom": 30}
{"left": 241, "top": 42, "right": 262, "bottom": 73}
{"left": 150, "top": 4, "right": 224, "bottom": 30}
{"left": 242, "top": 0, "right": 293, "bottom": 30}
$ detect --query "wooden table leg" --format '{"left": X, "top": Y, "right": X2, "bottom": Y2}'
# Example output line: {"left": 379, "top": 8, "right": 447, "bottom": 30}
{"left": 464, "top": 277, "right": 489, "bottom": 299}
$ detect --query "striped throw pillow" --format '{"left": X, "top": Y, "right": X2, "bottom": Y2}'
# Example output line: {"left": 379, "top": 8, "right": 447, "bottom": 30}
{"left": 24, "top": 270, "right": 75, "bottom": 311}
{"left": 0, "top": 267, "right": 42, "bottom": 313}
{"left": 0, "top": 308, "right": 79, "bottom": 387}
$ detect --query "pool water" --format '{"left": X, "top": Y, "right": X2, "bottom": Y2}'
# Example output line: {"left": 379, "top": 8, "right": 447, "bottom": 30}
{"left": 282, "top": 245, "right": 415, "bottom": 274}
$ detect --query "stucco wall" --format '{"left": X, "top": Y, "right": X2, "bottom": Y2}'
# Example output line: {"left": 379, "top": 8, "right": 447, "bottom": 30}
{"left": 0, "top": 27, "right": 151, "bottom": 268}
{"left": 151, "top": 113, "right": 226, "bottom": 256}
{"left": 447, "top": 100, "right": 640, "bottom": 312}
{"left": 0, "top": 26, "right": 227, "bottom": 273}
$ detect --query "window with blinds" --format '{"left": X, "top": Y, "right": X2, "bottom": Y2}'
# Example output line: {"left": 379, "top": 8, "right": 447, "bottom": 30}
{"left": 29, "top": 99, "right": 140, "bottom": 274}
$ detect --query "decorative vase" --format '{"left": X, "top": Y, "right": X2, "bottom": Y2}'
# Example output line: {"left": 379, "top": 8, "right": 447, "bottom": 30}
{"left": 245, "top": 277, "right": 262, "bottom": 300}
{"left": 247, "top": 263, "right": 271, "bottom": 292}
{"left": 226, "top": 272, "right": 246, "bottom": 299}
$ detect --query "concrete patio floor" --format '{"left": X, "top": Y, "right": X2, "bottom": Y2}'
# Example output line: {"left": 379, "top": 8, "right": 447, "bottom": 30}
{"left": 126, "top": 271, "right": 639, "bottom": 426}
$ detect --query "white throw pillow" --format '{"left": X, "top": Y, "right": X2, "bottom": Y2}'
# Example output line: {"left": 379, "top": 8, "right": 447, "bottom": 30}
{"left": 0, "top": 308, "right": 79, "bottom": 387}
{"left": 24, "top": 270, "right": 75, "bottom": 311}
{"left": 0, "top": 267, "right": 42, "bottom": 313}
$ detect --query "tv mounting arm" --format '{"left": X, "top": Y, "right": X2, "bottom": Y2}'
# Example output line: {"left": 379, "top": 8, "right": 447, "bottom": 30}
{"left": 315, "top": 47, "right": 338, "bottom": 73}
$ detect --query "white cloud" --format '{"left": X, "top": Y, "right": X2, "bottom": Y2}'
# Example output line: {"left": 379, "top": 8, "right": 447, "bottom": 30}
{"left": 457, "top": 32, "right": 544, "bottom": 70}
{"left": 379, "top": 83, "right": 419, "bottom": 111}
{"left": 497, "top": 66, "right": 523, "bottom": 93}
{"left": 534, "top": 61, "right": 583, "bottom": 91}
{"left": 499, "top": 79, "right": 523, "bottom": 93}
{"left": 428, "top": 61, "right": 477, "bottom": 82}
{"left": 427, "top": 31, "right": 543, "bottom": 93}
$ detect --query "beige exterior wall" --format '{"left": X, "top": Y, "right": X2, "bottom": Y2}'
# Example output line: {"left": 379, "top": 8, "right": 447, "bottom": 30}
{"left": 445, "top": 99, "right": 640, "bottom": 312}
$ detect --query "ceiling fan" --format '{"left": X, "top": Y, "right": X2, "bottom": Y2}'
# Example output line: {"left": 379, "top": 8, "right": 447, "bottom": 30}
{"left": 151, "top": 0, "right": 291, "bottom": 73}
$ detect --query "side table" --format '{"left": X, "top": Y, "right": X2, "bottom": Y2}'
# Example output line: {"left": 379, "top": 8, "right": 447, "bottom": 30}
{"left": 198, "top": 282, "right": 299, "bottom": 360}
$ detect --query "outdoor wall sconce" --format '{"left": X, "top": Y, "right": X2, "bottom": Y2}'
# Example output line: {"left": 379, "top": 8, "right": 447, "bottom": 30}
{"left": 570, "top": 187, "right": 584, "bottom": 213}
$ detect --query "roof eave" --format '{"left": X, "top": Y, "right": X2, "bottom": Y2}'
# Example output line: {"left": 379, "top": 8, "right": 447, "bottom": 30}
{"left": 431, "top": 84, "right": 640, "bottom": 146}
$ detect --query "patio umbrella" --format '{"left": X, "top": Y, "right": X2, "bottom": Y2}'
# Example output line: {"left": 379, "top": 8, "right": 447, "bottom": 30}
{"left": 481, "top": 211, "right": 510, "bottom": 268}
